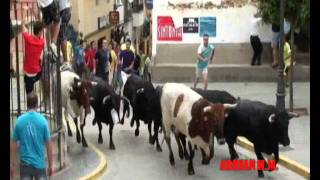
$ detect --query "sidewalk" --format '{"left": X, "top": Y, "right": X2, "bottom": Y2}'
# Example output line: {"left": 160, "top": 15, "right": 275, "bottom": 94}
{"left": 51, "top": 138, "right": 102, "bottom": 180}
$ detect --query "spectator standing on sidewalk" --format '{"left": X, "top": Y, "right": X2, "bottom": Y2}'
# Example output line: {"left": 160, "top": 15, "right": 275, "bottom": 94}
{"left": 109, "top": 41, "right": 118, "bottom": 85}
{"left": 271, "top": 23, "right": 280, "bottom": 68}
{"left": 119, "top": 39, "right": 135, "bottom": 74}
{"left": 85, "top": 41, "right": 97, "bottom": 74}
{"left": 37, "top": 0, "right": 61, "bottom": 58}
{"left": 250, "top": 14, "right": 263, "bottom": 66}
{"left": 73, "top": 39, "right": 86, "bottom": 78}
{"left": 21, "top": 6, "right": 45, "bottom": 94}
{"left": 11, "top": 92, "right": 53, "bottom": 179}
{"left": 95, "top": 39, "right": 110, "bottom": 82}
{"left": 194, "top": 34, "right": 215, "bottom": 91}
{"left": 58, "top": 0, "right": 72, "bottom": 63}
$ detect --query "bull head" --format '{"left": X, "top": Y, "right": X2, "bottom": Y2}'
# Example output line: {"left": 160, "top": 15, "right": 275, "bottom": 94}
{"left": 268, "top": 111, "right": 300, "bottom": 123}
{"left": 203, "top": 103, "right": 237, "bottom": 145}
{"left": 103, "top": 95, "right": 111, "bottom": 104}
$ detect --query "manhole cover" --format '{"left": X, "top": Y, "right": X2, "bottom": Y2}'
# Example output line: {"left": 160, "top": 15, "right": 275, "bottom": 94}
{"left": 286, "top": 107, "right": 308, "bottom": 116}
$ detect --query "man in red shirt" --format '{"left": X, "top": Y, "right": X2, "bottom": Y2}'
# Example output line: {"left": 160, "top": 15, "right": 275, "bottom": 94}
{"left": 22, "top": 6, "right": 45, "bottom": 94}
{"left": 85, "top": 41, "right": 97, "bottom": 74}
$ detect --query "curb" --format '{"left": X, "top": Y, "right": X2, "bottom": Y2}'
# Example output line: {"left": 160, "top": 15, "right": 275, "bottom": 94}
{"left": 79, "top": 143, "right": 108, "bottom": 180}
{"left": 62, "top": 117, "right": 108, "bottom": 180}
{"left": 236, "top": 137, "right": 310, "bottom": 179}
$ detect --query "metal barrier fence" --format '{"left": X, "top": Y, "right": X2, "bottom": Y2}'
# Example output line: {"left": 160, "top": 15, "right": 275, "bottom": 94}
{"left": 10, "top": 0, "right": 64, "bottom": 168}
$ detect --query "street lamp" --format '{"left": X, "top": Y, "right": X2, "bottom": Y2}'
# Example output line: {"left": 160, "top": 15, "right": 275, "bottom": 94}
{"left": 276, "top": 0, "right": 286, "bottom": 111}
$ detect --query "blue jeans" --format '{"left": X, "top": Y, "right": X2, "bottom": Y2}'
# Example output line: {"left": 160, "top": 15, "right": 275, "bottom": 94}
{"left": 20, "top": 162, "right": 47, "bottom": 180}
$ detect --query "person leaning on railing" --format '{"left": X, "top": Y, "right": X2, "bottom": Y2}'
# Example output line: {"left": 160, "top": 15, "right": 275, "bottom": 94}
{"left": 21, "top": 6, "right": 45, "bottom": 94}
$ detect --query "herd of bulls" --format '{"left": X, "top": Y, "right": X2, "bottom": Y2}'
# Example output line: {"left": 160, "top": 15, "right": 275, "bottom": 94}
{"left": 60, "top": 70, "right": 300, "bottom": 178}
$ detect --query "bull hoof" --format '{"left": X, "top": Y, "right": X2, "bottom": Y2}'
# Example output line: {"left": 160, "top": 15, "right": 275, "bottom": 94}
{"left": 120, "top": 119, "right": 124, "bottom": 125}
{"left": 179, "top": 149, "right": 184, "bottom": 160}
{"left": 201, "top": 159, "right": 210, "bottom": 165}
{"left": 82, "top": 141, "right": 88, "bottom": 147}
{"left": 231, "top": 154, "right": 239, "bottom": 160}
{"left": 76, "top": 135, "right": 81, "bottom": 144}
{"left": 149, "top": 137, "right": 153, "bottom": 144}
{"left": 130, "top": 120, "right": 134, "bottom": 127}
{"left": 184, "top": 151, "right": 190, "bottom": 160}
{"left": 156, "top": 145, "right": 162, "bottom": 152}
{"left": 258, "top": 171, "right": 265, "bottom": 178}
{"left": 135, "top": 129, "right": 139, "bottom": 136}
{"left": 67, "top": 130, "right": 73, "bottom": 137}
{"left": 169, "top": 155, "right": 175, "bottom": 166}
{"left": 110, "top": 143, "right": 115, "bottom": 150}
{"left": 98, "top": 137, "right": 103, "bottom": 144}
{"left": 188, "top": 167, "right": 195, "bottom": 175}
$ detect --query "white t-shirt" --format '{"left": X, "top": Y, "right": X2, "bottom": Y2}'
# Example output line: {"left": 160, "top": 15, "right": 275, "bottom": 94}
{"left": 59, "top": 0, "right": 71, "bottom": 11}
{"left": 250, "top": 17, "right": 262, "bottom": 36}
{"left": 197, "top": 43, "right": 214, "bottom": 62}
{"left": 37, "top": 0, "right": 53, "bottom": 8}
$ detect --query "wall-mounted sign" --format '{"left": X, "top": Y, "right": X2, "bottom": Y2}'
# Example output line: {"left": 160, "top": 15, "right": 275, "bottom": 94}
{"left": 199, "top": 17, "right": 216, "bottom": 37}
{"left": 157, "top": 16, "right": 182, "bottom": 41}
{"left": 98, "top": 15, "right": 108, "bottom": 29}
{"left": 183, "top": 17, "right": 199, "bottom": 33}
{"left": 109, "top": 11, "right": 120, "bottom": 25}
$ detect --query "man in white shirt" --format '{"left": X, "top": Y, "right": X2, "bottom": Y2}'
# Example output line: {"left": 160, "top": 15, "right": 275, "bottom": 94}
{"left": 250, "top": 14, "right": 263, "bottom": 66}
{"left": 38, "top": 0, "right": 60, "bottom": 58}
{"left": 194, "top": 34, "right": 215, "bottom": 90}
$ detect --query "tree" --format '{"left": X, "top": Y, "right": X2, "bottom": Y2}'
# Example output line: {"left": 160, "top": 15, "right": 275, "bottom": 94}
{"left": 257, "top": 0, "right": 310, "bottom": 111}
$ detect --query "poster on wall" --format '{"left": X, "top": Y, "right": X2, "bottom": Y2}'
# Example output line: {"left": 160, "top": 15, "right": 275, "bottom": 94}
{"left": 199, "top": 17, "right": 216, "bottom": 37}
{"left": 157, "top": 16, "right": 182, "bottom": 41}
{"left": 183, "top": 17, "right": 199, "bottom": 33}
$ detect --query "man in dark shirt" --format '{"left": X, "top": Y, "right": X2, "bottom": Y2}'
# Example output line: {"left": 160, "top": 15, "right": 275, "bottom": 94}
{"left": 95, "top": 39, "right": 110, "bottom": 82}
{"left": 119, "top": 39, "right": 135, "bottom": 74}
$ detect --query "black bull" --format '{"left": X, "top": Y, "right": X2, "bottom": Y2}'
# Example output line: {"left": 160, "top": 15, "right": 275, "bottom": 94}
{"left": 224, "top": 99, "right": 299, "bottom": 178}
{"left": 122, "top": 75, "right": 162, "bottom": 152}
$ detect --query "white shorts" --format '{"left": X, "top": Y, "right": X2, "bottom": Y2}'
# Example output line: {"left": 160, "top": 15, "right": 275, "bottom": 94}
{"left": 195, "top": 67, "right": 208, "bottom": 77}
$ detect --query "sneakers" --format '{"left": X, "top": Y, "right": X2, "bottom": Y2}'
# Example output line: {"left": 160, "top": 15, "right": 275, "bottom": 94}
{"left": 49, "top": 43, "right": 58, "bottom": 58}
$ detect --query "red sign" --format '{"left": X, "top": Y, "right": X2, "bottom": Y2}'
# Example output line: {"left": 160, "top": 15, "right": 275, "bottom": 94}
{"left": 109, "top": 11, "right": 119, "bottom": 25}
{"left": 157, "top": 16, "right": 182, "bottom": 41}
{"left": 220, "top": 160, "right": 277, "bottom": 171}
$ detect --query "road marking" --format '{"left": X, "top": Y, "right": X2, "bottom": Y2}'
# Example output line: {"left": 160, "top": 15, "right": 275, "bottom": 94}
{"left": 62, "top": 115, "right": 108, "bottom": 180}
{"left": 236, "top": 137, "right": 310, "bottom": 179}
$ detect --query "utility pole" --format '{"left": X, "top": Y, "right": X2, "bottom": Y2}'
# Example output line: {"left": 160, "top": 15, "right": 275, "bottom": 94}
{"left": 276, "top": 0, "right": 286, "bottom": 111}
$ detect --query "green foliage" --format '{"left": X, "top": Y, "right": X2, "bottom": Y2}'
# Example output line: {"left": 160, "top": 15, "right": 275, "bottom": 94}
{"left": 257, "top": 0, "right": 310, "bottom": 28}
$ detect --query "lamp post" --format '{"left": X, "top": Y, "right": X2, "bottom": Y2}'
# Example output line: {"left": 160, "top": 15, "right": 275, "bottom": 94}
{"left": 276, "top": 0, "right": 286, "bottom": 111}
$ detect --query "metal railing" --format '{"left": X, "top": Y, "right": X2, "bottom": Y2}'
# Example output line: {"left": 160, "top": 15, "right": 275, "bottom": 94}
{"left": 10, "top": 0, "right": 62, "bottom": 141}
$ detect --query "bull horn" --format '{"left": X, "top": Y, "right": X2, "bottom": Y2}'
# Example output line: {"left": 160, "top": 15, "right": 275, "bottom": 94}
{"left": 268, "top": 113, "right": 276, "bottom": 123}
{"left": 203, "top": 106, "right": 211, "bottom": 113}
{"left": 223, "top": 103, "right": 237, "bottom": 109}
{"left": 288, "top": 112, "right": 300, "bottom": 118}
{"left": 77, "top": 82, "right": 82, "bottom": 87}
{"left": 91, "top": 81, "right": 98, "bottom": 86}
{"left": 102, "top": 95, "right": 111, "bottom": 104}
{"left": 137, "top": 88, "right": 144, "bottom": 94}
{"left": 120, "top": 96, "right": 130, "bottom": 104}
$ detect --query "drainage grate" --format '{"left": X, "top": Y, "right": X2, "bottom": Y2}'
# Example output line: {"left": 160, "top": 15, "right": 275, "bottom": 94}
{"left": 286, "top": 108, "right": 309, "bottom": 116}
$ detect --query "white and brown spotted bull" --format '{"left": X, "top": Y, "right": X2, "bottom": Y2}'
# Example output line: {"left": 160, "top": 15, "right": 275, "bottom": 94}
{"left": 160, "top": 83, "right": 237, "bottom": 175}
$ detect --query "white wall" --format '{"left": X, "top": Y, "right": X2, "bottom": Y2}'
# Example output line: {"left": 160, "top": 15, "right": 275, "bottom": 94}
{"left": 152, "top": 0, "right": 273, "bottom": 57}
